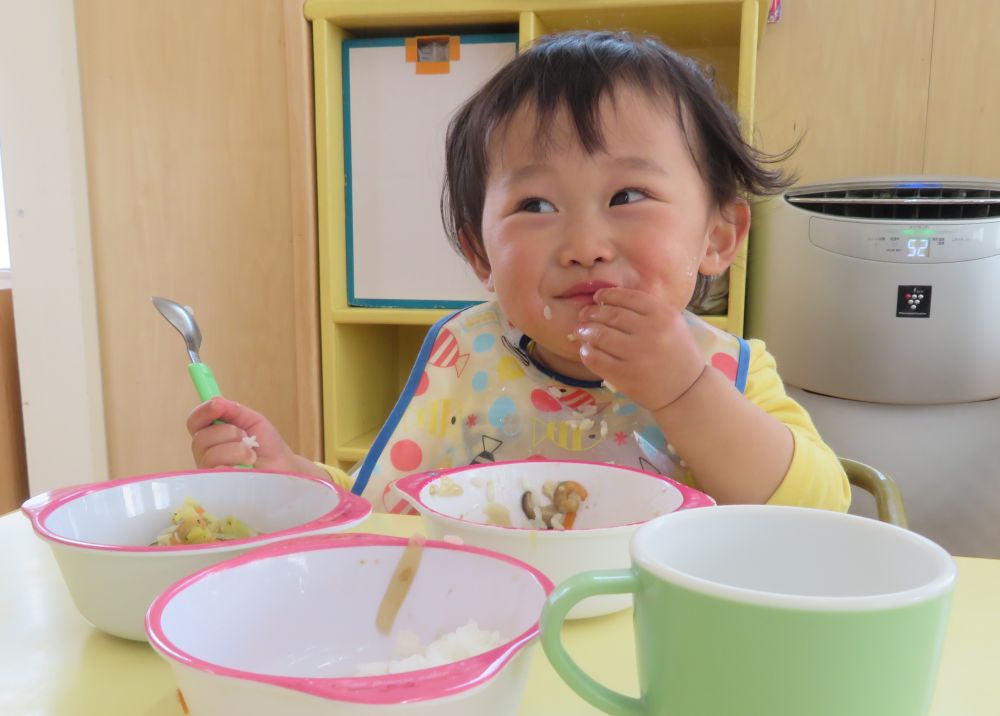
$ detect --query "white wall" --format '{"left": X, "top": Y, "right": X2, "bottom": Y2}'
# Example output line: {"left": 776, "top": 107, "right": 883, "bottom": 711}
{"left": 0, "top": 147, "right": 10, "bottom": 273}
{"left": 0, "top": 0, "right": 108, "bottom": 493}
{"left": 1, "top": 133, "right": 9, "bottom": 288}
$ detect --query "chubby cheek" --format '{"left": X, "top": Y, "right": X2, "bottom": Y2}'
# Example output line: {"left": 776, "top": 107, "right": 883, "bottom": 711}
{"left": 636, "top": 249, "right": 703, "bottom": 305}
{"left": 493, "top": 277, "right": 542, "bottom": 332}
{"left": 484, "top": 241, "right": 545, "bottom": 328}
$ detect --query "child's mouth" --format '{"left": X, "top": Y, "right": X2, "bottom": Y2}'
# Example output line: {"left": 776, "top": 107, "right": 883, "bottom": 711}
{"left": 558, "top": 281, "right": 617, "bottom": 303}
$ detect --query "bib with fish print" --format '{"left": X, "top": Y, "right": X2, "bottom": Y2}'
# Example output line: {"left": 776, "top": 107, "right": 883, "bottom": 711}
{"left": 353, "top": 301, "right": 749, "bottom": 511}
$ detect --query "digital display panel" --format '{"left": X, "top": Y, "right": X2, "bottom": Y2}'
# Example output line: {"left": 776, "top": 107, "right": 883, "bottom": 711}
{"left": 906, "top": 237, "right": 930, "bottom": 258}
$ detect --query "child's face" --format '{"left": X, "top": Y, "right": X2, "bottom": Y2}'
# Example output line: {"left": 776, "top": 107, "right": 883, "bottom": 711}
{"left": 465, "top": 85, "right": 744, "bottom": 380}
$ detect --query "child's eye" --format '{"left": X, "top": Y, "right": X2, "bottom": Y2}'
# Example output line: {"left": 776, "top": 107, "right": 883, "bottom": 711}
{"left": 609, "top": 188, "right": 648, "bottom": 206}
{"left": 519, "top": 198, "right": 556, "bottom": 214}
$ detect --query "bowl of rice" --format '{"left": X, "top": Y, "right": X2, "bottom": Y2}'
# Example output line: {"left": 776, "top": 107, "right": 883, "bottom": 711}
{"left": 146, "top": 533, "right": 553, "bottom": 715}
{"left": 392, "top": 460, "right": 714, "bottom": 618}
{"left": 21, "top": 469, "right": 371, "bottom": 640}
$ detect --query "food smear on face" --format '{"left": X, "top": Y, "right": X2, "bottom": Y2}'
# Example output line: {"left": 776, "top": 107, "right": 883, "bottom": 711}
{"left": 543, "top": 305, "right": 553, "bottom": 320}
{"left": 153, "top": 497, "right": 255, "bottom": 545}
{"left": 356, "top": 619, "right": 503, "bottom": 675}
{"left": 376, "top": 534, "right": 426, "bottom": 634}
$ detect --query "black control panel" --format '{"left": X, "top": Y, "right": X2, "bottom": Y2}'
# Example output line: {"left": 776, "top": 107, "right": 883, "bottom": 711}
{"left": 896, "top": 285, "right": 932, "bottom": 318}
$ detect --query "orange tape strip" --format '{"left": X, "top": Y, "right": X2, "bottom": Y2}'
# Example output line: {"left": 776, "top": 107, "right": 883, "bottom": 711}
{"left": 416, "top": 61, "right": 451, "bottom": 75}
{"left": 405, "top": 35, "right": 459, "bottom": 74}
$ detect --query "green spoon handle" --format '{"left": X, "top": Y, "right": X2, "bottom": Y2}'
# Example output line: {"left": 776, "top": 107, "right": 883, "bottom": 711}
{"left": 188, "top": 362, "right": 222, "bottom": 401}
{"left": 187, "top": 362, "right": 249, "bottom": 469}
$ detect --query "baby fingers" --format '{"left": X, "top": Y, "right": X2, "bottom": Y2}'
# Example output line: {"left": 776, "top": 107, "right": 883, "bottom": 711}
{"left": 197, "top": 442, "right": 258, "bottom": 470}
{"left": 590, "top": 287, "right": 658, "bottom": 315}
{"left": 577, "top": 302, "right": 643, "bottom": 334}
{"left": 192, "top": 422, "right": 255, "bottom": 469}
{"left": 575, "top": 323, "right": 631, "bottom": 361}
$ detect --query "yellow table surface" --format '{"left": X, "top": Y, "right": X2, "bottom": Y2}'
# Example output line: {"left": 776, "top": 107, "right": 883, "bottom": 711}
{"left": 3, "top": 510, "right": 999, "bottom": 715}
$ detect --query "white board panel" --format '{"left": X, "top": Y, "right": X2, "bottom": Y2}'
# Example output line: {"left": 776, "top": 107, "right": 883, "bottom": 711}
{"left": 345, "top": 35, "right": 516, "bottom": 307}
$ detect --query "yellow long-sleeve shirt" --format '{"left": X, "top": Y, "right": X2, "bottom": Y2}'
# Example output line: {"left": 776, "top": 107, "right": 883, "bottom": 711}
{"left": 742, "top": 339, "right": 851, "bottom": 511}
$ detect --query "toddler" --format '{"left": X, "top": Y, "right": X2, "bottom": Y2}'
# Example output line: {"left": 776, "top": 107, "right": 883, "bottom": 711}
{"left": 188, "top": 31, "right": 850, "bottom": 513}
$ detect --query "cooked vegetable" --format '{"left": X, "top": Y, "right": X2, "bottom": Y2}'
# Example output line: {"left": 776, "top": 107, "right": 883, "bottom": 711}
{"left": 553, "top": 481, "right": 588, "bottom": 514}
{"left": 153, "top": 498, "right": 255, "bottom": 546}
{"left": 519, "top": 480, "right": 588, "bottom": 530}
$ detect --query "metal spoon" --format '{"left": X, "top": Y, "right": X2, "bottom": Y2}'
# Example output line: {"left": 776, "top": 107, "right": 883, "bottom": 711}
{"left": 152, "top": 296, "right": 250, "bottom": 468}
{"left": 151, "top": 296, "right": 221, "bottom": 402}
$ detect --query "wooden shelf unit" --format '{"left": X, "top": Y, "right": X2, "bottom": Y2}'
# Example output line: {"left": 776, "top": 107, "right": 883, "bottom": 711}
{"left": 305, "top": 0, "right": 767, "bottom": 469}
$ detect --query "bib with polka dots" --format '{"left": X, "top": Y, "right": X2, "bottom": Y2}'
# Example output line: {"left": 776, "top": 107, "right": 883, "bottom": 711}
{"left": 353, "top": 300, "right": 748, "bottom": 511}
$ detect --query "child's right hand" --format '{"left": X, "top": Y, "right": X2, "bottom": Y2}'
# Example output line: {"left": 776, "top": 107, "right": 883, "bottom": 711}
{"left": 187, "top": 397, "right": 305, "bottom": 473}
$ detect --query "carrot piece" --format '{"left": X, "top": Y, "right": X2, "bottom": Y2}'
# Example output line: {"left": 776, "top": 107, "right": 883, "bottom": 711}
{"left": 176, "top": 688, "right": 190, "bottom": 714}
{"left": 562, "top": 512, "right": 577, "bottom": 530}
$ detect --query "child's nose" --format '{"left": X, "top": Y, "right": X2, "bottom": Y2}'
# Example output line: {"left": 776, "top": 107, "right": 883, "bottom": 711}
{"left": 557, "top": 223, "right": 617, "bottom": 267}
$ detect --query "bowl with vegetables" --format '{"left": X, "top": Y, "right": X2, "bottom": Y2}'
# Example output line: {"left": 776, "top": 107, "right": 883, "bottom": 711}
{"left": 21, "top": 469, "right": 371, "bottom": 640}
{"left": 146, "top": 533, "right": 553, "bottom": 715}
{"left": 393, "top": 460, "right": 714, "bottom": 618}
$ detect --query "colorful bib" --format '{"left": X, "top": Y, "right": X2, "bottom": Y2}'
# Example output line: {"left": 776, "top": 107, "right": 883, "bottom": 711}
{"left": 354, "top": 301, "right": 749, "bottom": 511}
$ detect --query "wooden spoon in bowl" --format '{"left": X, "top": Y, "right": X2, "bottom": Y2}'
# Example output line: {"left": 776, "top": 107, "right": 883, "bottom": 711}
{"left": 376, "top": 533, "right": 426, "bottom": 634}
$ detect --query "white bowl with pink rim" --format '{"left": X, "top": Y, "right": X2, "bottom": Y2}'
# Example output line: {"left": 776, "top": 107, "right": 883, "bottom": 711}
{"left": 392, "top": 460, "right": 714, "bottom": 619}
{"left": 21, "top": 469, "right": 371, "bottom": 641}
{"left": 146, "top": 533, "right": 554, "bottom": 715}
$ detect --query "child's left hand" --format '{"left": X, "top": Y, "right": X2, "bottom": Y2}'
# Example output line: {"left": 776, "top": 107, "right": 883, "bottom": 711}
{"left": 575, "top": 286, "right": 705, "bottom": 412}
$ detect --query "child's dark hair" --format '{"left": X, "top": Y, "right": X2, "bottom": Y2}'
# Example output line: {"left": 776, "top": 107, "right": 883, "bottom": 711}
{"left": 442, "top": 30, "right": 795, "bottom": 303}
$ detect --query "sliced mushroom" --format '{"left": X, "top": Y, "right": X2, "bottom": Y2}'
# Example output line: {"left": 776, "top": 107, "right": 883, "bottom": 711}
{"left": 520, "top": 491, "right": 537, "bottom": 521}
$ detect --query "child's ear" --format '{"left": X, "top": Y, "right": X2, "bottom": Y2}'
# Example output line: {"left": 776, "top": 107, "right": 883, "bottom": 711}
{"left": 459, "top": 228, "right": 495, "bottom": 291}
{"left": 699, "top": 198, "right": 751, "bottom": 275}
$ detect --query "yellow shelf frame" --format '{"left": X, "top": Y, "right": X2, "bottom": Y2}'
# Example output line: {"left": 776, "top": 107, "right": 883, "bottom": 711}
{"left": 306, "top": 0, "right": 764, "bottom": 468}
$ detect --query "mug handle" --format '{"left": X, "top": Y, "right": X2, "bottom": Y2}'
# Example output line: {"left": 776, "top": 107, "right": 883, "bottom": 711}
{"left": 540, "top": 569, "right": 645, "bottom": 716}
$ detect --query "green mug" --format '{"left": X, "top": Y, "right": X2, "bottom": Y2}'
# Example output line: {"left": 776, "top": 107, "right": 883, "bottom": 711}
{"left": 540, "top": 505, "right": 956, "bottom": 716}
